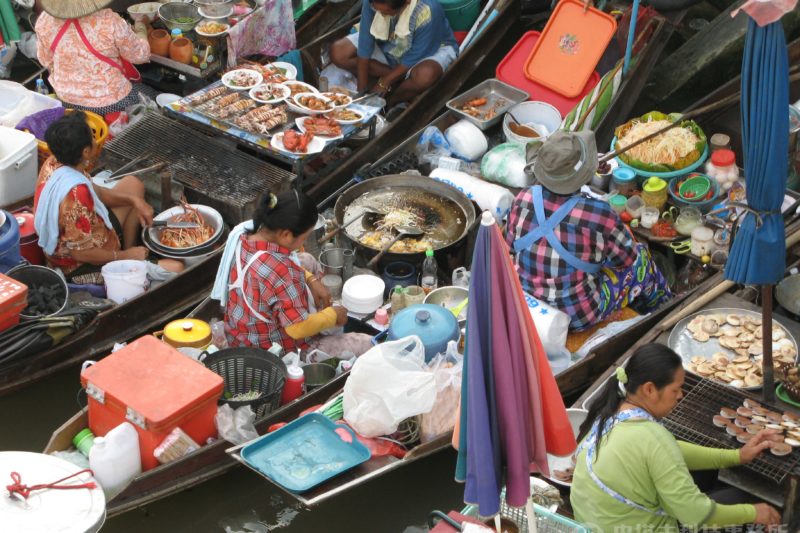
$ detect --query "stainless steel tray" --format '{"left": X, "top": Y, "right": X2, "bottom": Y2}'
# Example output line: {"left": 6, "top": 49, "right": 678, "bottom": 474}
{"left": 446, "top": 78, "right": 529, "bottom": 131}
{"left": 667, "top": 307, "right": 798, "bottom": 391}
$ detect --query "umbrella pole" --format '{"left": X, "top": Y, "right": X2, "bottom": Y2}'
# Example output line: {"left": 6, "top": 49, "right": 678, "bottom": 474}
{"left": 762, "top": 285, "right": 775, "bottom": 403}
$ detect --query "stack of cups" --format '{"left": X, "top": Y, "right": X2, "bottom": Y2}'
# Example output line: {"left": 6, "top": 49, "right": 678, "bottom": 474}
{"left": 319, "top": 248, "right": 345, "bottom": 299}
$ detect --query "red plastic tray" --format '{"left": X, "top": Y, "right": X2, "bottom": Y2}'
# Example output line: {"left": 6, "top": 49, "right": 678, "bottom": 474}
{"left": 496, "top": 31, "right": 599, "bottom": 116}
{"left": 523, "top": 0, "right": 616, "bottom": 97}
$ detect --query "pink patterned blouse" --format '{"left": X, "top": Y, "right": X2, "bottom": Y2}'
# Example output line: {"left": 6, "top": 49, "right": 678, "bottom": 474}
{"left": 35, "top": 9, "right": 150, "bottom": 108}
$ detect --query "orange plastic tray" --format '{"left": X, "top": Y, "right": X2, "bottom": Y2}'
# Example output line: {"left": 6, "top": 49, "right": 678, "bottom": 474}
{"left": 523, "top": 0, "right": 617, "bottom": 98}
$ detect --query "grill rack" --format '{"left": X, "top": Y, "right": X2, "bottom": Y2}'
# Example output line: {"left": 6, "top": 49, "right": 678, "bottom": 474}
{"left": 102, "top": 112, "right": 295, "bottom": 222}
{"left": 663, "top": 374, "right": 800, "bottom": 483}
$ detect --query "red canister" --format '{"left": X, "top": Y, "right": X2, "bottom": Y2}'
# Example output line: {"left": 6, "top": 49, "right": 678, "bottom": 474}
{"left": 15, "top": 212, "right": 44, "bottom": 266}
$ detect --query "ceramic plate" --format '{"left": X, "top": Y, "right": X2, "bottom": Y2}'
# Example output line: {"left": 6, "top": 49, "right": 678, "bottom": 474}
{"left": 271, "top": 132, "right": 325, "bottom": 156}
{"left": 195, "top": 20, "right": 230, "bottom": 36}
{"left": 263, "top": 61, "right": 298, "bottom": 80}
{"left": 221, "top": 69, "right": 263, "bottom": 91}
{"left": 667, "top": 307, "right": 798, "bottom": 391}
{"left": 295, "top": 117, "right": 343, "bottom": 141}
{"left": 249, "top": 82, "right": 290, "bottom": 104}
{"left": 540, "top": 408, "right": 587, "bottom": 488}
{"left": 328, "top": 108, "right": 365, "bottom": 125}
{"left": 320, "top": 91, "right": 353, "bottom": 109}
{"left": 289, "top": 92, "right": 334, "bottom": 115}
{"left": 284, "top": 80, "right": 319, "bottom": 97}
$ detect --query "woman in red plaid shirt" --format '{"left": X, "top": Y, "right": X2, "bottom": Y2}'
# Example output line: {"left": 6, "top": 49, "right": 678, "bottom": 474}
{"left": 222, "top": 190, "right": 373, "bottom": 357}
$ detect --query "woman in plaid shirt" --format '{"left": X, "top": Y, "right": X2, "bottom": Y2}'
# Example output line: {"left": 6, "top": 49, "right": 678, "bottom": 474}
{"left": 222, "top": 191, "right": 373, "bottom": 357}
{"left": 506, "top": 131, "right": 671, "bottom": 331}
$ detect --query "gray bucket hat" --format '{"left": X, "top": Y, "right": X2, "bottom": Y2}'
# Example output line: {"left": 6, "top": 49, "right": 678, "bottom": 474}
{"left": 41, "top": 0, "right": 114, "bottom": 19}
{"left": 525, "top": 131, "right": 598, "bottom": 195}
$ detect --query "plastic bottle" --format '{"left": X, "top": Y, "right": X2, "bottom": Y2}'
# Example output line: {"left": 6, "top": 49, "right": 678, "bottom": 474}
{"left": 421, "top": 154, "right": 482, "bottom": 177}
{"left": 35, "top": 79, "right": 48, "bottom": 95}
{"left": 421, "top": 248, "right": 438, "bottom": 294}
{"left": 89, "top": 422, "right": 141, "bottom": 498}
{"left": 280, "top": 356, "right": 305, "bottom": 405}
{"left": 391, "top": 285, "right": 406, "bottom": 315}
{"left": 170, "top": 28, "right": 183, "bottom": 40}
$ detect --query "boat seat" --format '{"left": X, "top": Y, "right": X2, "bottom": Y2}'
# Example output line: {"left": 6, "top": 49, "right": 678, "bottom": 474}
{"left": 565, "top": 307, "right": 640, "bottom": 353}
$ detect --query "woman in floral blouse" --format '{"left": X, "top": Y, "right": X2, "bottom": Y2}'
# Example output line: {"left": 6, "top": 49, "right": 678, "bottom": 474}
{"left": 34, "top": 112, "right": 182, "bottom": 283}
{"left": 35, "top": 0, "right": 155, "bottom": 115}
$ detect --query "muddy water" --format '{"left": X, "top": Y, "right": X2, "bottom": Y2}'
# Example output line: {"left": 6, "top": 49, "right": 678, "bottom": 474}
{"left": 0, "top": 367, "right": 464, "bottom": 532}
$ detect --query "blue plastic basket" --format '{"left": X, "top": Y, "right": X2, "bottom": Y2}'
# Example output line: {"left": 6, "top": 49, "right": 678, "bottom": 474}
{"left": 610, "top": 137, "right": 709, "bottom": 179}
{"left": 462, "top": 493, "right": 589, "bottom": 532}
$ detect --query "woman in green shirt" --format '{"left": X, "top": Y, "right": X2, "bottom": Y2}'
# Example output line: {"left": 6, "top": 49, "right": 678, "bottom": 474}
{"left": 571, "top": 344, "right": 782, "bottom": 531}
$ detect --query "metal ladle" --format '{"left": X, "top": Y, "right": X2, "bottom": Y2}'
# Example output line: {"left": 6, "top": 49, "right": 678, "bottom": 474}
{"left": 317, "top": 206, "right": 384, "bottom": 245}
{"left": 366, "top": 225, "right": 424, "bottom": 268}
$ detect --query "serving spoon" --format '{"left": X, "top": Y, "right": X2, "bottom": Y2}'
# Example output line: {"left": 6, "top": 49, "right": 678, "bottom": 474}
{"left": 367, "top": 225, "right": 424, "bottom": 268}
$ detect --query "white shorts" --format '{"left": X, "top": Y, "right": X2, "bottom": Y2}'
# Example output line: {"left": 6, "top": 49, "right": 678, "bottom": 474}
{"left": 346, "top": 32, "right": 457, "bottom": 78}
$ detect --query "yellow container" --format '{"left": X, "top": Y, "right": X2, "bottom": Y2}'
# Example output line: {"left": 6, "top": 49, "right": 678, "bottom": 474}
{"left": 159, "top": 318, "right": 212, "bottom": 349}
{"left": 642, "top": 177, "right": 667, "bottom": 210}
{"left": 35, "top": 109, "right": 108, "bottom": 170}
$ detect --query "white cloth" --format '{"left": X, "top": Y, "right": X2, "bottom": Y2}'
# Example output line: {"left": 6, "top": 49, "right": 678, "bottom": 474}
{"left": 370, "top": 0, "right": 418, "bottom": 40}
{"left": 210, "top": 220, "right": 254, "bottom": 306}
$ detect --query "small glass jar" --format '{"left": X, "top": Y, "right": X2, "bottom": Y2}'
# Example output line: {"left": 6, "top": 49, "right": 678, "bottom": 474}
{"left": 675, "top": 207, "right": 702, "bottom": 236}
{"left": 609, "top": 194, "right": 627, "bottom": 214}
{"left": 171, "top": 28, "right": 183, "bottom": 40}
{"left": 713, "top": 227, "right": 730, "bottom": 251}
{"left": 612, "top": 167, "right": 637, "bottom": 196}
{"left": 641, "top": 206, "right": 660, "bottom": 229}
{"left": 709, "top": 133, "right": 732, "bottom": 152}
{"left": 705, "top": 149, "right": 738, "bottom": 188}
{"left": 691, "top": 226, "right": 714, "bottom": 257}
{"left": 641, "top": 177, "right": 667, "bottom": 211}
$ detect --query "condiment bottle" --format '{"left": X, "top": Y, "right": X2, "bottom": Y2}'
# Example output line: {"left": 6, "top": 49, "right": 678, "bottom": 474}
{"left": 421, "top": 248, "right": 438, "bottom": 294}
{"left": 391, "top": 286, "right": 406, "bottom": 315}
{"left": 280, "top": 362, "right": 305, "bottom": 405}
{"left": 609, "top": 194, "right": 627, "bottom": 214}
{"left": 641, "top": 177, "right": 667, "bottom": 211}
{"left": 611, "top": 167, "right": 637, "bottom": 196}
{"left": 691, "top": 226, "right": 714, "bottom": 257}
{"left": 171, "top": 28, "right": 183, "bottom": 40}
{"left": 705, "top": 150, "right": 738, "bottom": 189}
{"left": 374, "top": 308, "right": 389, "bottom": 325}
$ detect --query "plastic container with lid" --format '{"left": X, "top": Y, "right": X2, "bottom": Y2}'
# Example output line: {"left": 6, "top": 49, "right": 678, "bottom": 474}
{"left": 641, "top": 177, "right": 667, "bottom": 210}
{"left": 625, "top": 195, "right": 645, "bottom": 219}
{"left": 611, "top": 167, "right": 637, "bottom": 196}
{"left": 161, "top": 318, "right": 212, "bottom": 349}
{"left": 387, "top": 304, "right": 460, "bottom": 362}
{"left": 0, "top": 272, "right": 27, "bottom": 333}
{"left": 705, "top": 149, "right": 738, "bottom": 188}
{"left": 641, "top": 206, "right": 659, "bottom": 229}
{"left": 280, "top": 362, "right": 305, "bottom": 405}
{"left": 14, "top": 211, "right": 45, "bottom": 266}
{"left": 709, "top": 133, "right": 731, "bottom": 152}
{"left": 81, "top": 335, "right": 224, "bottom": 471}
{"left": 609, "top": 194, "right": 627, "bottom": 214}
{"left": 690, "top": 226, "right": 714, "bottom": 257}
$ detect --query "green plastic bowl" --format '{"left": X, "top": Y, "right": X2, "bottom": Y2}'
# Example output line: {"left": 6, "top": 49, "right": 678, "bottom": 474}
{"left": 678, "top": 174, "right": 711, "bottom": 200}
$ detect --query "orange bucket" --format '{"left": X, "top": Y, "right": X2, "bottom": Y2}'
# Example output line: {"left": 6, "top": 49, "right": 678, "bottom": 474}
{"left": 35, "top": 109, "right": 108, "bottom": 170}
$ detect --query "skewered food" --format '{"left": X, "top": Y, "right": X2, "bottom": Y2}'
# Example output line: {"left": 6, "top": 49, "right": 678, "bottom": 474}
{"left": 301, "top": 117, "right": 342, "bottom": 137}
{"left": 216, "top": 99, "right": 255, "bottom": 119}
{"left": 614, "top": 111, "right": 707, "bottom": 173}
{"left": 234, "top": 105, "right": 288, "bottom": 134}
{"left": 187, "top": 86, "right": 227, "bottom": 105}
{"left": 159, "top": 202, "right": 215, "bottom": 248}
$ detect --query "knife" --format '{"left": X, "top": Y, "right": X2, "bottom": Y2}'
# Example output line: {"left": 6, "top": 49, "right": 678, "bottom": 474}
{"left": 151, "top": 220, "right": 200, "bottom": 229}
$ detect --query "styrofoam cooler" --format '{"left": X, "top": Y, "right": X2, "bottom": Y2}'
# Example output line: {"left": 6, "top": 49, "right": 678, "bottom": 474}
{"left": 0, "top": 127, "right": 37, "bottom": 205}
{"left": 80, "top": 335, "right": 224, "bottom": 471}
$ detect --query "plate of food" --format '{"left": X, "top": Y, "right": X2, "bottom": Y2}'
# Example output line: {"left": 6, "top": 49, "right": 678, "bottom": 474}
{"left": 320, "top": 91, "right": 352, "bottom": 109}
{"left": 295, "top": 116, "right": 343, "bottom": 140}
{"left": 284, "top": 81, "right": 318, "bottom": 97}
{"left": 195, "top": 19, "right": 230, "bottom": 36}
{"left": 667, "top": 308, "right": 799, "bottom": 390}
{"left": 612, "top": 111, "right": 708, "bottom": 178}
{"left": 249, "top": 82, "right": 290, "bottom": 104}
{"left": 289, "top": 92, "right": 334, "bottom": 115}
{"left": 327, "top": 107, "right": 364, "bottom": 125}
{"left": 271, "top": 130, "right": 325, "bottom": 155}
{"left": 263, "top": 61, "right": 297, "bottom": 81}
{"left": 541, "top": 408, "right": 587, "bottom": 488}
{"left": 221, "top": 69, "right": 263, "bottom": 91}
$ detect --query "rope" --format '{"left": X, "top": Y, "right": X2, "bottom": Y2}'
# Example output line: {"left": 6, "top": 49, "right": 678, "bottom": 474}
{"left": 6, "top": 469, "right": 97, "bottom": 500}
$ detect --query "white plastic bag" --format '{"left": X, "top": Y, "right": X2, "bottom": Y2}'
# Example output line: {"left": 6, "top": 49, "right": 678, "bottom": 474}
{"left": 522, "top": 292, "right": 570, "bottom": 356}
{"left": 420, "top": 341, "right": 463, "bottom": 443}
{"left": 343, "top": 335, "right": 437, "bottom": 437}
{"left": 215, "top": 404, "right": 259, "bottom": 445}
{"left": 480, "top": 142, "right": 531, "bottom": 188}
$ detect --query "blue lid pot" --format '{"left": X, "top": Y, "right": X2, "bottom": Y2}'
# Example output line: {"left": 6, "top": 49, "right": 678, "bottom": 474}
{"left": 387, "top": 304, "right": 460, "bottom": 362}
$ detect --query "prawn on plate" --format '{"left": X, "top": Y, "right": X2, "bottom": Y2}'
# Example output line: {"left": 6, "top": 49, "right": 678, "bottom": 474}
{"left": 159, "top": 201, "right": 215, "bottom": 249}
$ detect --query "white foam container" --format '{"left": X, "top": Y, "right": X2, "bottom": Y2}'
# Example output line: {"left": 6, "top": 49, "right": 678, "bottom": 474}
{"left": 341, "top": 275, "right": 385, "bottom": 314}
{"left": 0, "top": 127, "right": 37, "bottom": 205}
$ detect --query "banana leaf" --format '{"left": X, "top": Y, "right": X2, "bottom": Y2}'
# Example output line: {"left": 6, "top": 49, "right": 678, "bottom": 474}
{"left": 614, "top": 111, "right": 708, "bottom": 173}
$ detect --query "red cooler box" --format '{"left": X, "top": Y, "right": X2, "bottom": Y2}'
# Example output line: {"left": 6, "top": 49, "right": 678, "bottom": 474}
{"left": 81, "top": 335, "right": 224, "bottom": 470}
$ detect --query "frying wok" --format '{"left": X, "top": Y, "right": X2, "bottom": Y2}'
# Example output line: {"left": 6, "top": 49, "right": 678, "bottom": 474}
{"left": 333, "top": 175, "right": 477, "bottom": 268}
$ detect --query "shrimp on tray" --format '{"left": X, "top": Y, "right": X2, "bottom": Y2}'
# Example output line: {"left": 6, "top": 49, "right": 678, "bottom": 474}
{"left": 158, "top": 201, "right": 215, "bottom": 249}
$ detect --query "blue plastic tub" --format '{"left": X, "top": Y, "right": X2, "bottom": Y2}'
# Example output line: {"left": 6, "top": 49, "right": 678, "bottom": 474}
{"left": 0, "top": 211, "right": 22, "bottom": 274}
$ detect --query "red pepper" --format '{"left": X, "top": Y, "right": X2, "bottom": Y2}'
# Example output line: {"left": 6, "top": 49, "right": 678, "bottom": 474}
{"left": 620, "top": 211, "right": 633, "bottom": 223}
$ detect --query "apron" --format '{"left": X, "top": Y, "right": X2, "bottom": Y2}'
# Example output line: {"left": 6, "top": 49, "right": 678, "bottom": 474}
{"left": 51, "top": 19, "right": 142, "bottom": 82}
{"left": 577, "top": 407, "right": 668, "bottom": 516}
{"left": 512, "top": 185, "right": 601, "bottom": 274}
{"left": 229, "top": 244, "right": 316, "bottom": 325}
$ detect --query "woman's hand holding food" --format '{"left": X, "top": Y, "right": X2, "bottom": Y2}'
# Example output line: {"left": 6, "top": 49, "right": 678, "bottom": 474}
{"left": 308, "top": 277, "right": 332, "bottom": 309}
{"left": 132, "top": 197, "right": 154, "bottom": 228}
{"left": 739, "top": 429, "right": 780, "bottom": 464}
{"left": 333, "top": 305, "right": 348, "bottom": 326}
{"left": 752, "top": 503, "right": 781, "bottom": 527}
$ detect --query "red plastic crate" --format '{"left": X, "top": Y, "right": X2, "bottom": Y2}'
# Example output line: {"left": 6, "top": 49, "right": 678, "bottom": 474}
{"left": 81, "top": 335, "right": 224, "bottom": 471}
{"left": 0, "top": 273, "right": 27, "bottom": 333}
{"left": 496, "top": 31, "right": 600, "bottom": 116}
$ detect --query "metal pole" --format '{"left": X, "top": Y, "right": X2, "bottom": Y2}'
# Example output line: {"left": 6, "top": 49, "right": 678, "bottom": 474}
{"left": 762, "top": 285, "right": 775, "bottom": 403}
{"left": 623, "top": 0, "right": 640, "bottom": 75}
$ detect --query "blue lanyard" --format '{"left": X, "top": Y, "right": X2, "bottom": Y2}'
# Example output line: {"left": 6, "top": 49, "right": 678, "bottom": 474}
{"left": 578, "top": 407, "right": 668, "bottom": 516}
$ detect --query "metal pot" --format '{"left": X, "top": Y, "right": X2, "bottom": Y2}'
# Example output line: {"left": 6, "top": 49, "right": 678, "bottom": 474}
{"left": 333, "top": 175, "right": 477, "bottom": 269}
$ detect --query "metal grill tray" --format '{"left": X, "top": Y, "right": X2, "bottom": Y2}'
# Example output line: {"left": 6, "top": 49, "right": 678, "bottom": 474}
{"left": 664, "top": 374, "right": 800, "bottom": 483}
{"left": 667, "top": 307, "right": 798, "bottom": 391}
{"left": 446, "top": 79, "right": 529, "bottom": 130}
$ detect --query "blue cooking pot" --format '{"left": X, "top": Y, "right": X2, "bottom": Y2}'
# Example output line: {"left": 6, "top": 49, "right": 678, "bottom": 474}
{"left": 387, "top": 304, "right": 460, "bottom": 362}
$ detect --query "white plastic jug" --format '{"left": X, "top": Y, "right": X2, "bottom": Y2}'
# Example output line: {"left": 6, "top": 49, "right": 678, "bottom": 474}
{"left": 89, "top": 422, "right": 142, "bottom": 498}
{"left": 101, "top": 260, "right": 148, "bottom": 304}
